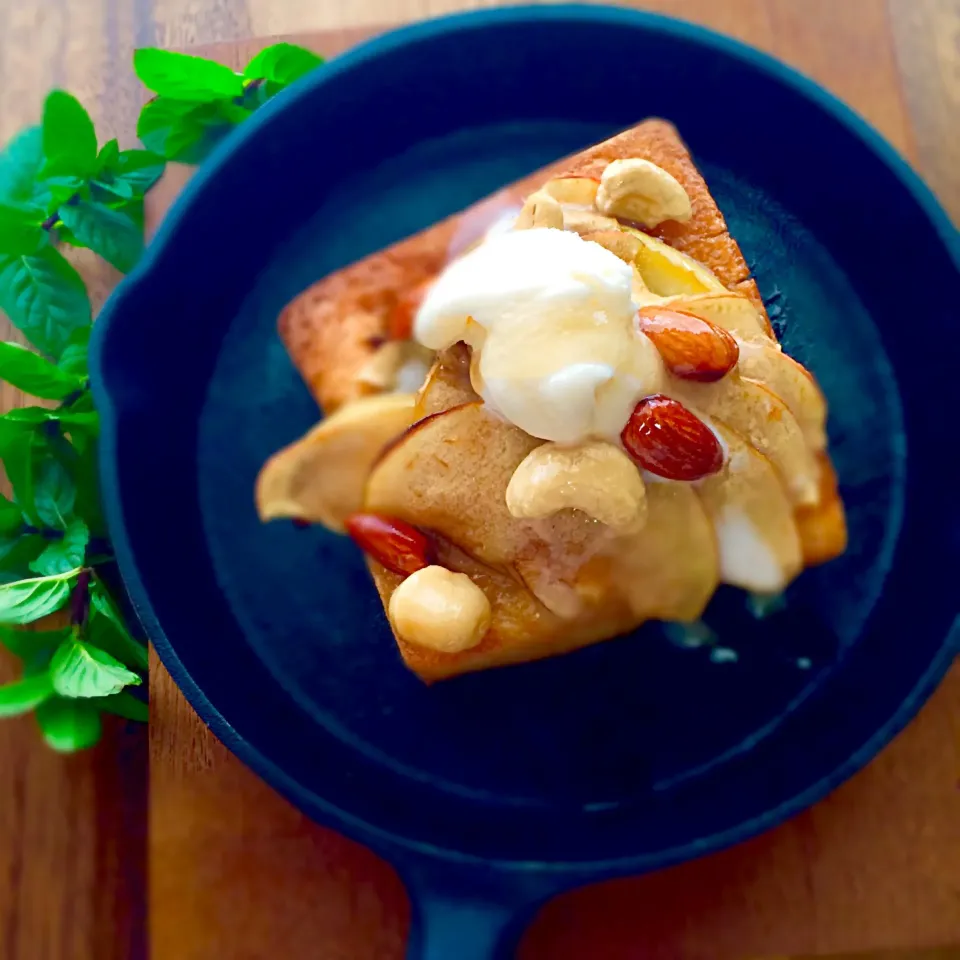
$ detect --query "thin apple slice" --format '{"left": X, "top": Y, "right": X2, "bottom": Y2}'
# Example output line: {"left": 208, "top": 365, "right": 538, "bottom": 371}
{"left": 737, "top": 341, "right": 827, "bottom": 450}
{"left": 415, "top": 345, "right": 479, "bottom": 417}
{"left": 611, "top": 479, "right": 718, "bottom": 622}
{"left": 659, "top": 291, "right": 772, "bottom": 341}
{"left": 696, "top": 424, "right": 802, "bottom": 593}
{"left": 672, "top": 376, "right": 820, "bottom": 506}
{"left": 256, "top": 392, "right": 418, "bottom": 532}
{"left": 621, "top": 226, "right": 727, "bottom": 297}
{"left": 365, "top": 402, "right": 604, "bottom": 601}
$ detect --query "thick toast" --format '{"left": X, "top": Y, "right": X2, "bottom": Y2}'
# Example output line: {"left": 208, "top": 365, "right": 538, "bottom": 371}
{"left": 268, "top": 119, "right": 847, "bottom": 681}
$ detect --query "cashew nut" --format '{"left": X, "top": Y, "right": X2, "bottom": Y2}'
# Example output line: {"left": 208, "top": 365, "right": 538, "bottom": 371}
{"left": 596, "top": 158, "right": 692, "bottom": 227}
{"left": 506, "top": 440, "right": 647, "bottom": 532}
{"left": 388, "top": 565, "right": 491, "bottom": 653}
{"left": 514, "top": 190, "right": 564, "bottom": 230}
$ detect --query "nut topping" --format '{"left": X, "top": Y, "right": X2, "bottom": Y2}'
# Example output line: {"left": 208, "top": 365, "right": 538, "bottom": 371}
{"left": 596, "top": 158, "right": 693, "bottom": 227}
{"left": 637, "top": 306, "right": 739, "bottom": 382}
{"left": 621, "top": 394, "right": 723, "bottom": 481}
{"left": 344, "top": 513, "right": 432, "bottom": 575}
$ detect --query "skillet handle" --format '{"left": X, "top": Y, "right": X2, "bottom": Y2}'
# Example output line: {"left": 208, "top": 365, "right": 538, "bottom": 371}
{"left": 404, "top": 864, "right": 549, "bottom": 960}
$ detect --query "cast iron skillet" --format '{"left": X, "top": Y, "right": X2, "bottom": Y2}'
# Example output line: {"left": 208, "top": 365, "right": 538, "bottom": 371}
{"left": 90, "top": 7, "right": 960, "bottom": 957}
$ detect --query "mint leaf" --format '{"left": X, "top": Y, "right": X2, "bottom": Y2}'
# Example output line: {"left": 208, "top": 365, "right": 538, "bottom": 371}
{"left": 32, "top": 455, "right": 76, "bottom": 529}
{"left": 0, "top": 672, "right": 54, "bottom": 717}
{"left": 94, "top": 690, "right": 148, "bottom": 722}
{"left": 0, "top": 246, "right": 91, "bottom": 357}
{"left": 57, "top": 327, "right": 89, "bottom": 377}
{"left": 36, "top": 696, "right": 102, "bottom": 751}
{"left": 96, "top": 138, "right": 120, "bottom": 171}
{"left": 0, "top": 203, "right": 46, "bottom": 256}
{"left": 0, "top": 569, "right": 77, "bottom": 625}
{"left": 29, "top": 517, "right": 89, "bottom": 576}
{"left": 50, "top": 634, "right": 141, "bottom": 698}
{"left": 0, "top": 127, "right": 47, "bottom": 213}
{"left": 244, "top": 43, "right": 324, "bottom": 88}
{"left": 134, "top": 49, "right": 244, "bottom": 101}
{"left": 0, "top": 341, "right": 83, "bottom": 399}
{"left": 0, "top": 535, "right": 46, "bottom": 581}
{"left": 41, "top": 91, "right": 98, "bottom": 179}
{"left": 89, "top": 583, "right": 147, "bottom": 671}
{"left": 113, "top": 150, "right": 165, "bottom": 195}
{"left": 137, "top": 97, "right": 244, "bottom": 163}
{"left": 0, "top": 624, "right": 70, "bottom": 658}
{"left": 0, "top": 431, "right": 40, "bottom": 526}
{"left": 58, "top": 201, "right": 142, "bottom": 273}
{"left": 0, "top": 492, "right": 22, "bottom": 534}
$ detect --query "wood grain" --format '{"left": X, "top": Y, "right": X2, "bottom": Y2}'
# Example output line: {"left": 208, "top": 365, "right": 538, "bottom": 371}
{"left": 0, "top": 1, "right": 958, "bottom": 958}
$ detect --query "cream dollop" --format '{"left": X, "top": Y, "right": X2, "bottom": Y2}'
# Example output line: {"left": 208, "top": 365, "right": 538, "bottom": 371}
{"left": 414, "top": 228, "right": 663, "bottom": 444}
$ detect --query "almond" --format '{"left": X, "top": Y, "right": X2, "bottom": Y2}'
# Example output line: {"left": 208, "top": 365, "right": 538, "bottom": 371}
{"left": 389, "top": 279, "right": 432, "bottom": 341}
{"left": 637, "top": 306, "right": 739, "bottom": 382}
{"left": 621, "top": 394, "right": 723, "bottom": 481}
{"left": 344, "top": 513, "right": 433, "bottom": 575}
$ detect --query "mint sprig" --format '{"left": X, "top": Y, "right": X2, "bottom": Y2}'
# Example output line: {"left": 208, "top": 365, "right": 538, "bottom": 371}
{"left": 0, "top": 41, "right": 324, "bottom": 750}
{"left": 134, "top": 42, "right": 325, "bottom": 164}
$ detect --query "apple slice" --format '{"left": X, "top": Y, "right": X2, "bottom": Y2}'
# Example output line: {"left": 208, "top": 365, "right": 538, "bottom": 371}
{"left": 659, "top": 291, "right": 772, "bottom": 341}
{"left": 415, "top": 345, "right": 479, "bottom": 417}
{"left": 737, "top": 341, "right": 827, "bottom": 450}
{"left": 672, "top": 375, "right": 820, "bottom": 506}
{"left": 611, "top": 479, "right": 719, "bottom": 622}
{"left": 365, "top": 402, "right": 604, "bottom": 599}
{"left": 621, "top": 226, "right": 728, "bottom": 297}
{"left": 256, "top": 392, "right": 418, "bottom": 532}
{"left": 695, "top": 423, "right": 802, "bottom": 593}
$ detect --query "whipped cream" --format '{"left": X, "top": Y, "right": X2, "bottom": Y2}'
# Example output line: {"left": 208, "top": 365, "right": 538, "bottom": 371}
{"left": 414, "top": 228, "right": 663, "bottom": 444}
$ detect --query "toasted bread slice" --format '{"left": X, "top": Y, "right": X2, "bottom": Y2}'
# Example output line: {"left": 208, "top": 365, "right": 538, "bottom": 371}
{"left": 272, "top": 120, "right": 846, "bottom": 681}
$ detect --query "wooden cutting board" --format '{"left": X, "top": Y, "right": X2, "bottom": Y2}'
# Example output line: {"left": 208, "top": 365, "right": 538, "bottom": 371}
{"left": 149, "top": 5, "right": 960, "bottom": 959}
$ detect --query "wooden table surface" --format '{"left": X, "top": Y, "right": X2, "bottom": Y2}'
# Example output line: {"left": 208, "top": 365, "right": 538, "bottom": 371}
{"left": 2, "top": 1, "right": 960, "bottom": 959}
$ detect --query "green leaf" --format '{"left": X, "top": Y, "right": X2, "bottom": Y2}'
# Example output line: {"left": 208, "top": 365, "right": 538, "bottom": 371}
{"left": 50, "top": 634, "right": 141, "bottom": 698}
{"left": 32, "top": 455, "right": 76, "bottom": 529}
{"left": 137, "top": 97, "right": 247, "bottom": 163}
{"left": 96, "top": 138, "right": 120, "bottom": 171}
{"left": 29, "top": 517, "right": 89, "bottom": 576}
{"left": 0, "top": 246, "right": 91, "bottom": 357}
{"left": 89, "top": 583, "right": 148, "bottom": 671}
{"left": 0, "top": 672, "right": 54, "bottom": 717}
{"left": 0, "top": 534, "right": 47, "bottom": 581}
{"left": 1, "top": 406, "right": 97, "bottom": 438}
{"left": 113, "top": 149, "right": 165, "bottom": 195}
{"left": 0, "top": 127, "right": 47, "bottom": 213}
{"left": 95, "top": 690, "right": 148, "bottom": 722}
{"left": 0, "top": 492, "right": 22, "bottom": 534}
{"left": 36, "top": 696, "right": 102, "bottom": 751}
{"left": 244, "top": 43, "right": 324, "bottom": 86}
{"left": 134, "top": 49, "right": 244, "bottom": 101}
{"left": 0, "top": 430, "right": 40, "bottom": 526}
{"left": 0, "top": 623, "right": 70, "bottom": 658}
{"left": 0, "top": 341, "right": 83, "bottom": 398}
{"left": 0, "top": 569, "right": 77, "bottom": 625}
{"left": 58, "top": 200, "right": 143, "bottom": 273}
{"left": 57, "top": 327, "right": 89, "bottom": 377}
{"left": 41, "top": 91, "right": 98, "bottom": 179}
{"left": 0, "top": 203, "right": 46, "bottom": 256}
{"left": 91, "top": 177, "right": 134, "bottom": 202}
